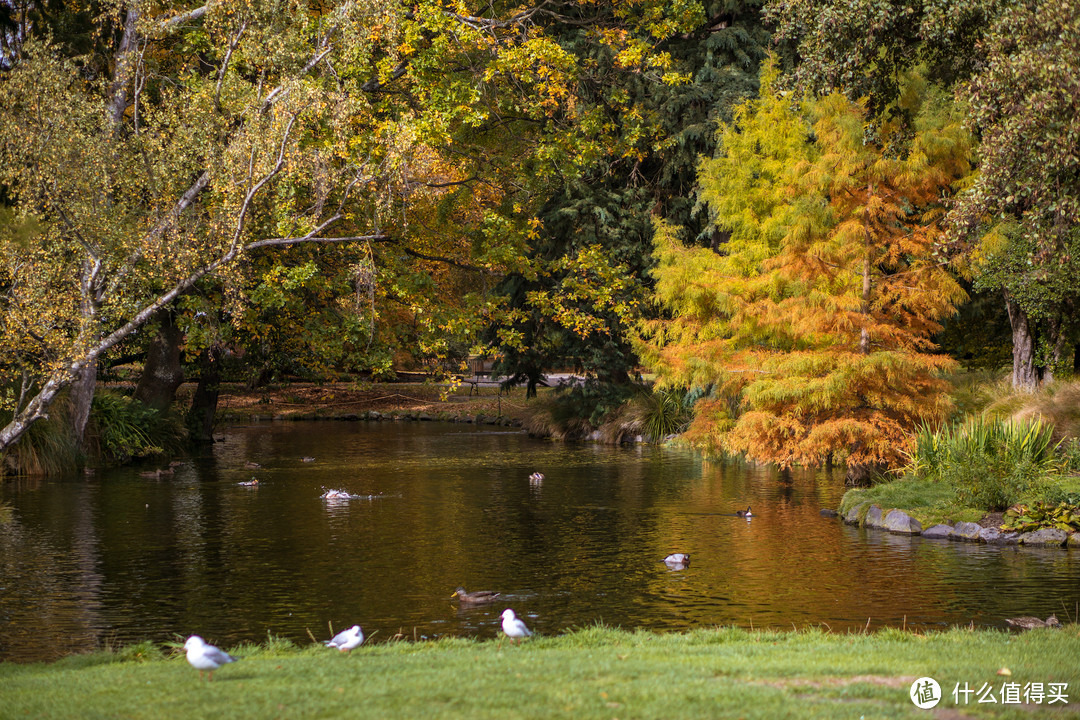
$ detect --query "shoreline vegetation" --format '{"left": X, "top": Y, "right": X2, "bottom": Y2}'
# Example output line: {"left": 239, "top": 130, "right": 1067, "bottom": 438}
{"left": 2, "top": 625, "right": 1079, "bottom": 719}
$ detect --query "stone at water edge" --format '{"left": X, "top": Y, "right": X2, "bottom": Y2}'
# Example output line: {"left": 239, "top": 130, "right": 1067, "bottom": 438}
{"left": 844, "top": 503, "right": 867, "bottom": 526}
{"left": 1068, "top": 533, "right": 1080, "bottom": 548}
{"left": 921, "top": 524, "right": 954, "bottom": 539}
{"left": 1019, "top": 528, "right": 1069, "bottom": 547}
{"left": 819, "top": 508, "right": 839, "bottom": 518}
{"left": 883, "top": 509, "right": 922, "bottom": 534}
{"left": 984, "top": 529, "right": 1020, "bottom": 545}
{"left": 980, "top": 527, "right": 1021, "bottom": 545}
{"left": 952, "top": 522, "right": 983, "bottom": 542}
{"left": 864, "top": 505, "right": 884, "bottom": 529}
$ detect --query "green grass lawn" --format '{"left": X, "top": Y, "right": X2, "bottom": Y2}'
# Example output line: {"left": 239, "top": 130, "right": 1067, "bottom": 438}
{"left": 838, "top": 477, "right": 988, "bottom": 527}
{"left": 2, "top": 626, "right": 1078, "bottom": 719}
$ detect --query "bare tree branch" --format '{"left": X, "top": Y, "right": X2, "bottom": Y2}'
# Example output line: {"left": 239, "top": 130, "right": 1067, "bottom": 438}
{"left": 161, "top": 3, "right": 211, "bottom": 30}
{"left": 371, "top": 235, "right": 497, "bottom": 275}
{"left": 215, "top": 20, "right": 248, "bottom": 109}
{"left": 246, "top": 233, "right": 389, "bottom": 250}
{"left": 108, "top": 170, "right": 212, "bottom": 297}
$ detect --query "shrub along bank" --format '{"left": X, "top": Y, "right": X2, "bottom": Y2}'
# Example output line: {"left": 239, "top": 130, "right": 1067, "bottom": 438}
{"left": 838, "top": 416, "right": 1080, "bottom": 545}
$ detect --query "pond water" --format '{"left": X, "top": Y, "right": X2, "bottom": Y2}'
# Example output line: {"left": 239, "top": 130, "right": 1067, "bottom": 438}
{"left": 2, "top": 421, "right": 1079, "bottom": 663}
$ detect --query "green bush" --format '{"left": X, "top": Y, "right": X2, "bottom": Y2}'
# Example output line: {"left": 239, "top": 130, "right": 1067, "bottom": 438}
{"left": 89, "top": 392, "right": 184, "bottom": 463}
{"left": 1059, "top": 437, "right": 1080, "bottom": 475}
{"left": 549, "top": 380, "right": 636, "bottom": 431}
{"left": 1039, "top": 476, "right": 1080, "bottom": 506}
{"left": 908, "top": 417, "right": 1059, "bottom": 510}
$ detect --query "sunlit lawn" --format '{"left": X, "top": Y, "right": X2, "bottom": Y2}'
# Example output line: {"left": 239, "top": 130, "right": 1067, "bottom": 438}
{"left": 2, "top": 626, "right": 1079, "bottom": 719}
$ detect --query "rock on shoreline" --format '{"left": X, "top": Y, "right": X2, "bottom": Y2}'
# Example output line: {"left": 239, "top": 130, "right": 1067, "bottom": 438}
{"left": 838, "top": 504, "right": 1076, "bottom": 549}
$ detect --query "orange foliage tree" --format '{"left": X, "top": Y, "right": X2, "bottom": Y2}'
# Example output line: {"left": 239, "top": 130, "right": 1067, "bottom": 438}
{"left": 643, "top": 67, "right": 972, "bottom": 483}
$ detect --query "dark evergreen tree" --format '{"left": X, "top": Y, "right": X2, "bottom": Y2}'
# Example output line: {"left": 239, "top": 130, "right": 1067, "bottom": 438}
{"left": 491, "top": 1, "right": 770, "bottom": 408}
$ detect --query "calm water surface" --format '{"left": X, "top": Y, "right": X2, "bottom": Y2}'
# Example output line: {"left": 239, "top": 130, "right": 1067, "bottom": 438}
{"left": 2, "top": 421, "right": 1079, "bottom": 662}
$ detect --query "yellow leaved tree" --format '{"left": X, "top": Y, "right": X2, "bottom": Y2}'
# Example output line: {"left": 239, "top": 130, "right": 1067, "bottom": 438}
{"left": 643, "top": 65, "right": 972, "bottom": 483}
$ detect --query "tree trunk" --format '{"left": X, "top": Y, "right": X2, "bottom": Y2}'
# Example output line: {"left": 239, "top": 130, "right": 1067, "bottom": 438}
{"left": 187, "top": 344, "right": 223, "bottom": 443}
{"left": 845, "top": 461, "right": 884, "bottom": 487}
{"left": 1040, "top": 313, "right": 1067, "bottom": 384}
{"left": 859, "top": 184, "right": 873, "bottom": 355}
{"left": 133, "top": 311, "right": 185, "bottom": 411}
{"left": 68, "top": 361, "right": 98, "bottom": 451}
{"left": 1004, "top": 291, "right": 1038, "bottom": 391}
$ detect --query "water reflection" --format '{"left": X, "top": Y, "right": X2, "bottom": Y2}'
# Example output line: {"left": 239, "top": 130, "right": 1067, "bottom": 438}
{"left": 2, "top": 421, "right": 1079, "bottom": 663}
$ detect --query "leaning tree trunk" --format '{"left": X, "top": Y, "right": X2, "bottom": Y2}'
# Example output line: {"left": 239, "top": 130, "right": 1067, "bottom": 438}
{"left": 187, "top": 344, "right": 223, "bottom": 443}
{"left": 133, "top": 311, "right": 185, "bottom": 411}
{"left": 1004, "top": 291, "right": 1038, "bottom": 391}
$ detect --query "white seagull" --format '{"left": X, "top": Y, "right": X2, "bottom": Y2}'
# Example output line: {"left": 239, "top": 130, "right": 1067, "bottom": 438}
{"left": 184, "top": 635, "right": 239, "bottom": 681}
{"left": 325, "top": 625, "right": 365, "bottom": 652}
{"left": 500, "top": 608, "right": 533, "bottom": 645}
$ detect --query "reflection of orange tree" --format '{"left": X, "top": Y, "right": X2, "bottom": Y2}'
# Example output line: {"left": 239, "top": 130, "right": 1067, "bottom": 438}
{"left": 652, "top": 466, "right": 947, "bottom": 629}
{"left": 644, "top": 64, "right": 970, "bottom": 484}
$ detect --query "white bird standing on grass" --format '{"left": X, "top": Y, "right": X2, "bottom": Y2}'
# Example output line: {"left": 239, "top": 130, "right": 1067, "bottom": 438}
{"left": 500, "top": 608, "right": 532, "bottom": 645}
{"left": 325, "top": 625, "right": 365, "bottom": 652}
{"left": 184, "top": 635, "right": 239, "bottom": 681}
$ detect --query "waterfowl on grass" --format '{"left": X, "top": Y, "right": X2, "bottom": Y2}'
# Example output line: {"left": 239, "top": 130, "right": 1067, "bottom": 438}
{"left": 184, "top": 636, "right": 239, "bottom": 681}
{"left": 1005, "top": 614, "right": 1060, "bottom": 630}
{"left": 452, "top": 587, "right": 501, "bottom": 604}
{"left": 500, "top": 608, "right": 532, "bottom": 644}
{"left": 325, "top": 625, "right": 365, "bottom": 652}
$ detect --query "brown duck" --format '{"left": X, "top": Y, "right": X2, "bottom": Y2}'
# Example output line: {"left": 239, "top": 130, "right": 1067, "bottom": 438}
{"left": 1005, "top": 614, "right": 1060, "bottom": 630}
{"left": 452, "top": 587, "right": 501, "bottom": 605}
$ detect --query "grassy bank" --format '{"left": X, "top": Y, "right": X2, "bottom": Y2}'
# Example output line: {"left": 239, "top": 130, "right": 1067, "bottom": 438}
{"left": 2, "top": 626, "right": 1079, "bottom": 719}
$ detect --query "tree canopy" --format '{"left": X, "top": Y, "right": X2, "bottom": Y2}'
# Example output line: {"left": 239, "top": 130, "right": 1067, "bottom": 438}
{"left": 763, "top": 0, "right": 1080, "bottom": 389}
{"left": 643, "top": 65, "right": 971, "bottom": 479}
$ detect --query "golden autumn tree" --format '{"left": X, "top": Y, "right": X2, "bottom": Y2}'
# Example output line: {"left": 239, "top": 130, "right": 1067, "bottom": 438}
{"left": 644, "top": 67, "right": 972, "bottom": 483}
{"left": 1, "top": 0, "right": 691, "bottom": 454}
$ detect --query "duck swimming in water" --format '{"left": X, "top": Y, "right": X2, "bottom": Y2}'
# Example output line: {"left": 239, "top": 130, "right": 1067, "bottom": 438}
{"left": 735, "top": 506, "right": 752, "bottom": 517}
{"left": 663, "top": 553, "right": 690, "bottom": 566}
{"left": 451, "top": 587, "right": 501, "bottom": 605}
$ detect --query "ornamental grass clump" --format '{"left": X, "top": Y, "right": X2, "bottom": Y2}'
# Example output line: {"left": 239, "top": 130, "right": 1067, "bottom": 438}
{"left": 87, "top": 392, "right": 184, "bottom": 464}
{"left": 638, "top": 387, "right": 692, "bottom": 441}
{"left": 909, "top": 417, "right": 1059, "bottom": 510}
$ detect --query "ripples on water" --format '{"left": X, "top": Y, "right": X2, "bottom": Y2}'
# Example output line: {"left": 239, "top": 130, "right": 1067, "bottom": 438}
{"left": 2, "top": 421, "right": 1078, "bottom": 662}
